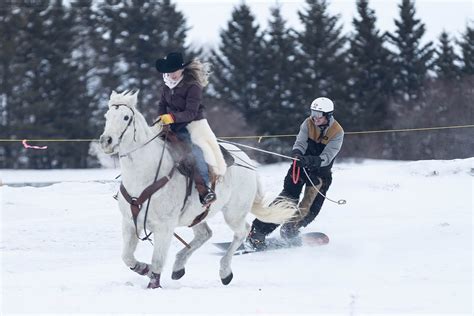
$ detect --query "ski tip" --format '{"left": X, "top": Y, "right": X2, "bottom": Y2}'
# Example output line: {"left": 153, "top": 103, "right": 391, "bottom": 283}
{"left": 302, "top": 232, "right": 329, "bottom": 245}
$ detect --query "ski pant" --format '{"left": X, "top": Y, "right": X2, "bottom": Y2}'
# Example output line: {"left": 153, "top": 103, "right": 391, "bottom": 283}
{"left": 251, "top": 164, "right": 332, "bottom": 236}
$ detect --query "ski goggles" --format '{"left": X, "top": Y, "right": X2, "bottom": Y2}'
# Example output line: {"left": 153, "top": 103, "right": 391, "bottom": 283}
{"left": 311, "top": 110, "right": 325, "bottom": 119}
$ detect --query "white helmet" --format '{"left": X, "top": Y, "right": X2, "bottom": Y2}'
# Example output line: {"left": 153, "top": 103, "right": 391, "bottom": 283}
{"left": 310, "top": 97, "right": 334, "bottom": 113}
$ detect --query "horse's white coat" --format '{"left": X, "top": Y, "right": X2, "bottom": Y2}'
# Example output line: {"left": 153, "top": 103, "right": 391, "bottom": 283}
{"left": 99, "top": 90, "right": 296, "bottom": 287}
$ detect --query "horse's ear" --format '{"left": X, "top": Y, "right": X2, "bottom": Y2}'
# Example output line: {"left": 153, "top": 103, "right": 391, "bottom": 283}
{"left": 109, "top": 90, "right": 119, "bottom": 107}
{"left": 129, "top": 89, "right": 139, "bottom": 106}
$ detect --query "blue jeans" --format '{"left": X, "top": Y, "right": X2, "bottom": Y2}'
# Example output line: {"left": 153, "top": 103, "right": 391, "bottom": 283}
{"left": 175, "top": 129, "right": 209, "bottom": 185}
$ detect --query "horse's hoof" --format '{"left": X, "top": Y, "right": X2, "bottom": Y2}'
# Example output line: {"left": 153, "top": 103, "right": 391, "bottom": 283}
{"left": 221, "top": 272, "right": 233, "bottom": 285}
{"left": 147, "top": 282, "right": 162, "bottom": 289}
{"left": 147, "top": 272, "right": 162, "bottom": 289}
{"left": 130, "top": 262, "right": 150, "bottom": 276}
{"left": 171, "top": 268, "right": 185, "bottom": 280}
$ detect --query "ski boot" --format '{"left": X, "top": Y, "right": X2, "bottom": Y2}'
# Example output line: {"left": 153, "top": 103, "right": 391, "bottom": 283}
{"left": 280, "top": 222, "right": 303, "bottom": 247}
{"left": 245, "top": 226, "right": 267, "bottom": 251}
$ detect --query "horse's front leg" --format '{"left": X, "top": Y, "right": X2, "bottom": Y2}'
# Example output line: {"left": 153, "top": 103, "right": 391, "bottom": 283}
{"left": 147, "top": 223, "right": 175, "bottom": 289}
{"left": 121, "top": 219, "right": 150, "bottom": 276}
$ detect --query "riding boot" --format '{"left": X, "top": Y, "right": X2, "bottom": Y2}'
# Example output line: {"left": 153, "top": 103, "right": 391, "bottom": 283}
{"left": 194, "top": 173, "right": 216, "bottom": 206}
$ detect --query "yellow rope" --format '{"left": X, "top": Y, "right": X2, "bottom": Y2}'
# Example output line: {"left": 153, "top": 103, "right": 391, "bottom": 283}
{"left": 344, "top": 124, "right": 474, "bottom": 135}
{"left": 1, "top": 124, "right": 473, "bottom": 142}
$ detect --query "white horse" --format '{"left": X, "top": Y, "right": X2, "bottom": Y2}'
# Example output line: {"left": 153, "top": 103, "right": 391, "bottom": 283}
{"left": 99, "top": 90, "right": 296, "bottom": 289}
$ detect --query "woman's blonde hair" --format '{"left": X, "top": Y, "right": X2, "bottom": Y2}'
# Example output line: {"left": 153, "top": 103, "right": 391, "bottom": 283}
{"left": 183, "top": 59, "right": 211, "bottom": 88}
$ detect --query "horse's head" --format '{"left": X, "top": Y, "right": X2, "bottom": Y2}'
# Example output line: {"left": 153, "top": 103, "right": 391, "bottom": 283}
{"left": 100, "top": 90, "right": 139, "bottom": 154}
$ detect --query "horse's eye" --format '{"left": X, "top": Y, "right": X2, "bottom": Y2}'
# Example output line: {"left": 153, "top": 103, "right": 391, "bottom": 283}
{"left": 124, "top": 115, "right": 129, "bottom": 121}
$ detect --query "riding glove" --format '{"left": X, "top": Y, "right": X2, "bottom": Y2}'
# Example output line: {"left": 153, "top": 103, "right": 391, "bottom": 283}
{"left": 159, "top": 114, "right": 175, "bottom": 125}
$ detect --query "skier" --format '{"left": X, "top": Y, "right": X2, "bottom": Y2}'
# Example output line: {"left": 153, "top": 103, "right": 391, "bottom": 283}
{"left": 247, "top": 97, "right": 344, "bottom": 250}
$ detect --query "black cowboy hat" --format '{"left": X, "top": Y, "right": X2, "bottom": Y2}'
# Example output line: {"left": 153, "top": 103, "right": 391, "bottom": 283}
{"left": 155, "top": 52, "right": 191, "bottom": 73}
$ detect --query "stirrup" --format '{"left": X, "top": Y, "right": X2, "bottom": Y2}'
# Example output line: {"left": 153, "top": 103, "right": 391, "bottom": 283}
{"left": 200, "top": 189, "right": 216, "bottom": 206}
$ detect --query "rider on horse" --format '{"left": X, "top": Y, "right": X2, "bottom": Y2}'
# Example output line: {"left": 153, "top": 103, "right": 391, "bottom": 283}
{"left": 155, "top": 52, "right": 224, "bottom": 206}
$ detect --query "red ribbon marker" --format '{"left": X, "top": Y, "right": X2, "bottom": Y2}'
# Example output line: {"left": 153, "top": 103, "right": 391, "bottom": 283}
{"left": 22, "top": 139, "right": 48, "bottom": 150}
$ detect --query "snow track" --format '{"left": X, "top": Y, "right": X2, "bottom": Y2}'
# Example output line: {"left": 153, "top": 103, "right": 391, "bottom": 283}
{"left": 1, "top": 159, "right": 472, "bottom": 314}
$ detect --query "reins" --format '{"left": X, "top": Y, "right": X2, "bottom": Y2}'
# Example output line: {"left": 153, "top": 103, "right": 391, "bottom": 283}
{"left": 136, "top": 130, "right": 191, "bottom": 246}
{"left": 118, "top": 117, "right": 163, "bottom": 158}
{"left": 119, "top": 132, "right": 162, "bottom": 158}
{"left": 140, "top": 130, "right": 169, "bottom": 242}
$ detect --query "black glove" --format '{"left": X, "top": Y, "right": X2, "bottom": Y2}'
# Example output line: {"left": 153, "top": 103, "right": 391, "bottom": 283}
{"left": 296, "top": 155, "right": 322, "bottom": 168}
{"left": 291, "top": 149, "right": 303, "bottom": 159}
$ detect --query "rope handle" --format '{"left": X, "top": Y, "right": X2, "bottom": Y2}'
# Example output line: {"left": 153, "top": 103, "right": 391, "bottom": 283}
{"left": 292, "top": 160, "right": 300, "bottom": 184}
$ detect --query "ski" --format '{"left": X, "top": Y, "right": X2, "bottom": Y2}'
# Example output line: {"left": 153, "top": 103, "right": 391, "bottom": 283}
{"left": 213, "top": 232, "right": 329, "bottom": 255}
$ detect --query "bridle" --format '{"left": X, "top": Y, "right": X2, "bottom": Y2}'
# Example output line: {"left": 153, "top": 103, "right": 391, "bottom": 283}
{"left": 109, "top": 103, "right": 163, "bottom": 158}
{"left": 112, "top": 103, "right": 137, "bottom": 146}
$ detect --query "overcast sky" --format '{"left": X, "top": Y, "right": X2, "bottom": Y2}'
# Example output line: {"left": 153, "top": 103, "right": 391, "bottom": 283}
{"left": 174, "top": 0, "right": 473, "bottom": 50}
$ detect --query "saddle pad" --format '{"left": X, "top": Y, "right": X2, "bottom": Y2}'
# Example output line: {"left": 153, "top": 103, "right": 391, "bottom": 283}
{"left": 219, "top": 144, "right": 235, "bottom": 167}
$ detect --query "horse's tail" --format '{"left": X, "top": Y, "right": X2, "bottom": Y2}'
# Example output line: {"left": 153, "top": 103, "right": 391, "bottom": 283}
{"left": 250, "top": 176, "right": 297, "bottom": 224}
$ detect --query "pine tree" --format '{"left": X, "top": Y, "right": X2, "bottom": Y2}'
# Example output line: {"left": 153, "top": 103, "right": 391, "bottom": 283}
{"left": 92, "top": 1, "right": 123, "bottom": 102}
{"left": 257, "top": 5, "right": 299, "bottom": 135}
{"left": 0, "top": 2, "right": 27, "bottom": 167}
{"left": 295, "top": 0, "right": 349, "bottom": 123}
{"left": 118, "top": 0, "right": 167, "bottom": 118}
{"left": 211, "top": 3, "right": 263, "bottom": 124}
{"left": 94, "top": 0, "right": 192, "bottom": 121}
{"left": 387, "top": 0, "right": 434, "bottom": 101}
{"left": 246, "top": 5, "right": 301, "bottom": 161}
{"left": 158, "top": 0, "right": 191, "bottom": 52}
{"left": 434, "top": 31, "right": 460, "bottom": 80}
{"left": 459, "top": 24, "right": 474, "bottom": 76}
{"left": 1, "top": 0, "right": 94, "bottom": 168}
{"left": 348, "top": 0, "right": 393, "bottom": 130}
{"left": 11, "top": 2, "right": 54, "bottom": 168}
{"left": 36, "top": 0, "right": 88, "bottom": 168}
{"left": 69, "top": 0, "right": 100, "bottom": 167}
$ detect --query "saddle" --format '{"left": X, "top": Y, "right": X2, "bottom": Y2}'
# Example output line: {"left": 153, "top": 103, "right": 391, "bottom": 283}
{"left": 162, "top": 130, "right": 234, "bottom": 179}
{"left": 160, "top": 130, "right": 235, "bottom": 226}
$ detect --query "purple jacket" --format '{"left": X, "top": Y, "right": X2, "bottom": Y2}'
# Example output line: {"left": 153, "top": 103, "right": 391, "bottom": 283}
{"left": 158, "top": 80, "right": 205, "bottom": 131}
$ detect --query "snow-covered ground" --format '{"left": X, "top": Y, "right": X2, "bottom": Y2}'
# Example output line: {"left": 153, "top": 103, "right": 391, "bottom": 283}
{"left": 1, "top": 159, "right": 472, "bottom": 315}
